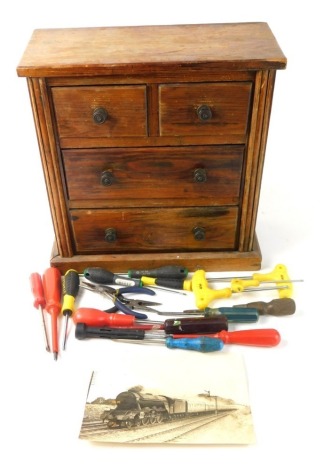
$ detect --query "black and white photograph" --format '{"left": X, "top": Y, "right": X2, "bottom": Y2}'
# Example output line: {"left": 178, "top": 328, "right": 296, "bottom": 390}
{"left": 79, "top": 353, "right": 255, "bottom": 444}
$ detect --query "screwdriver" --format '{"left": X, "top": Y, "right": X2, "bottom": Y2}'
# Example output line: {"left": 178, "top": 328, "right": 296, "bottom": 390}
{"left": 172, "top": 328, "right": 281, "bottom": 347}
{"left": 140, "top": 276, "right": 192, "bottom": 291}
{"left": 234, "top": 298, "right": 296, "bottom": 316}
{"left": 207, "top": 264, "right": 302, "bottom": 299}
{"left": 84, "top": 267, "right": 142, "bottom": 287}
{"left": 128, "top": 265, "right": 188, "bottom": 279}
{"left": 84, "top": 267, "right": 186, "bottom": 295}
{"left": 191, "top": 269, "right": 289, "bottom": 309}
{"left": 62, "top": 269, "right": 80, "bottom": 350}
{"left": 73, "top": 308, "right": 229, "bottom": 334}
{"left": 75, "top": 323, "right": 224, "bottom": 353}
{"left": 42, "top": 267, "right": 62, "bottom": 360}
{"left": 30, "top": 273, "right": 50, "bottom": 352}
{"left": 179, "top": 307, "right": 259, "bottom": 323}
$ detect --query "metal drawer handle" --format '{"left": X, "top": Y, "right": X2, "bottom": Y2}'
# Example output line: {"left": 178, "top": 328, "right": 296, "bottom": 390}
{"left": 93, "top": 107, "right": 108, "bottom": 124}
{"left": 193, "top": 226, "right": 206, "bottom": 241}
{"left": 105, "top": 228, "right": 117, "bottom": 243}
{"left": 194, "top": 168, "right": 207, "bottom": 183}
{"left": 197, "top": 105, "right": 212, "bottom": 121}
{"left": 101, "top": 170, "right": 114, "bottom": 186}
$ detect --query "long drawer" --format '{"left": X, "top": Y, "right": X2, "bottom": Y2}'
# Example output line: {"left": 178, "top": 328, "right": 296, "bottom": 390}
{"left": 70, "top": 206, "right": 239, "bottom": 253}
{"left": 63, "top": 145, "right": 244, "bottom": 205}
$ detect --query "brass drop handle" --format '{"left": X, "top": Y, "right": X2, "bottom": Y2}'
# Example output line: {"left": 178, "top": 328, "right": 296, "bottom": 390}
{"left": 105, "top": 228, "right": 117, "bottom": 243}
{"left": 194, "top": 168, "right": 207, "bottom": 183}
{"left": 197, "top": 105, "right": 212, "bottom": 121}
{"left": 93, "top": 107, "right": 108, "bottom": 124}
{"left": 101, "top": 170, "right": 114, "bottom": 186}
{"left": 193, "top": 226, "right": 206, "bottom": 241}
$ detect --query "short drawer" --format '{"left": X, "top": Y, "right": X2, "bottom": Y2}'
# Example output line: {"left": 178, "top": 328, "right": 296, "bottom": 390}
{"left": 63, "top": 145, "right": 244, "bottom": 205}
{"left": 51, "top": 85, "right": 147, "bottom": 139}
{"left": 159, "top": 82, "right": 252, "bottom": 138}
{"left": 70, "top": 206, "right": 239, "bottom": 253}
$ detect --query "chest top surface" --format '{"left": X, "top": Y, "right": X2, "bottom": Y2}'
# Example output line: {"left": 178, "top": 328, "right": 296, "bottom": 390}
{"left": 17, "top": 22, "right": 286, "bottom": 77}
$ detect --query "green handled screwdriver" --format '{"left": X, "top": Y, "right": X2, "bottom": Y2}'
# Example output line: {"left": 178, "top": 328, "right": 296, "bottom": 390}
{"left": 62, "top": 269, "right": 80, "bottom": 350}
{"left": 84, "top": 267, "right": 142, "bottom": 287}
{"left": 157, "top": 307, "right": 259, "bottom": 323}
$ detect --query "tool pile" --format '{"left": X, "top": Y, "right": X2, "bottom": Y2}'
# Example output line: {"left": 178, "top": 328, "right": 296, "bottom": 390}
{"left": 30, "top": 264, "right": 300, "bottom": 359}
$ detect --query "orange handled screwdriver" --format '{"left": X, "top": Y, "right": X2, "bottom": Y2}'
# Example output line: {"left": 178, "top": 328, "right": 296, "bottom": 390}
{"left": 73, "top": 308, "right": 147, "bottom": 328}
{"left": 173, "top": 328, "right": 281, "bottom": 347}
{"left": 30, "top": 273, "right": 50, "bottom": 352}
{"left": 43, "top": 267, "right": 62, "bottom": 360}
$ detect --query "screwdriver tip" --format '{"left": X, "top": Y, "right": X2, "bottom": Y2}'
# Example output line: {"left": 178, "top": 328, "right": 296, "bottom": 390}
{"left": 53, "top": 352, "right": 58, "bottom": 361}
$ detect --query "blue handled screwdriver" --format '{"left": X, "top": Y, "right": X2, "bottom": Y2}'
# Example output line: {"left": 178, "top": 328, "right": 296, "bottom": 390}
{"left": 75, "top": 323, "right": 224, "bottom": 353}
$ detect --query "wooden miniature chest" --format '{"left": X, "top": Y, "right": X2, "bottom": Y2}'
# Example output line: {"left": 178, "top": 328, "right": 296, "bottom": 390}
{"left": 17, "top": 23, "right": 286, "bottom": 273}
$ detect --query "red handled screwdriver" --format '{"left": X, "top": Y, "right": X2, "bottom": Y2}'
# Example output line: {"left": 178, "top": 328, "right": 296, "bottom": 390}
{"left": 43, "top": 267, "right": 62, "bottom": 360}
{"left": 73, "top": 308, "right": 152, "bottom": 328}
{"left": 30, "top": 273, "right": 50, "bottom": 352}
{"left": 172, "top": 328, "right": 281, "bottom": 347}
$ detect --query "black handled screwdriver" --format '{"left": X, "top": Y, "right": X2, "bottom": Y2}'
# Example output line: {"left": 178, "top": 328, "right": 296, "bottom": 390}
{"left": 84, "top": 267, "right": 142, "bottom": 287}
{"left": 83, "top": 267, "right": 185, "bottom": 295}
{"left": 128, "top": 265, "right": 188, "bottom": 279}
{"left": 62, "top": 269, "right": 80, "bottom": 350}
{"left": 234, "top": 298, "right": 296, "bottom": 316}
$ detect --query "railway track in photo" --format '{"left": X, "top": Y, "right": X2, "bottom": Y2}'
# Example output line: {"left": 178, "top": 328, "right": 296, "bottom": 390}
{"left": 80, "top": 409, "right": 236, "bottom": 443}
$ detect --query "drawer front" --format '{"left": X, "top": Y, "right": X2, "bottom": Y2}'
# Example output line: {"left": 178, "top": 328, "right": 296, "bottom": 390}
{"left": 51, "top": 86, "right": 147, "bottom": 138}
{"left": 159, "top": 82, "right": 252, "bottom": 137}
{"left": 63, "top": 146, "right": 244, "bottom": 205}
{"left": 70, "top": 207, "right": 238, "bottom": 253}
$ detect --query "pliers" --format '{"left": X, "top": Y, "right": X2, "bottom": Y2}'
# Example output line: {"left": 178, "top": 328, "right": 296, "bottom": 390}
{"left": 80, "top": 280, "right": 162, "bottom": 319}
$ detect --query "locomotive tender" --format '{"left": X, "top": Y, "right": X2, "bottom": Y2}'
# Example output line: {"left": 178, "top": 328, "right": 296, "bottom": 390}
{"left": 102, "top": 390, "right": 218, "bottom": 428}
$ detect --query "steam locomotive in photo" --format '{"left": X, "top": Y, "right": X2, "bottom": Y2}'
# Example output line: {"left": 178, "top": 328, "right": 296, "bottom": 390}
{"left": 101, "top": 390, "right": 219, "bottom": 428}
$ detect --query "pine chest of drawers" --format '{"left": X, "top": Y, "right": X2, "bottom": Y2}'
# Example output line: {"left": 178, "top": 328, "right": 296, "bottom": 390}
{"left": 17, "top": 23, "right": 286, "bottom": 273}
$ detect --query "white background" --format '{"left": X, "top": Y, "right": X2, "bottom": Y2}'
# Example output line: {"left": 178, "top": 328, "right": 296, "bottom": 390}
{"left": 1, "top": 1, "right": 322, "bottom": 468}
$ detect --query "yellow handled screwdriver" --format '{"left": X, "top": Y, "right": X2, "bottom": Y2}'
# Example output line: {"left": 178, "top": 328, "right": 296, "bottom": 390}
{"left": 191, "top": 269, "right": 290, "bottom": 310}
{"left": 62, "top": 269, "right": 80, "bottom": 350}
{"left": 207, "top": 264, "right": 303, "bottom": 299}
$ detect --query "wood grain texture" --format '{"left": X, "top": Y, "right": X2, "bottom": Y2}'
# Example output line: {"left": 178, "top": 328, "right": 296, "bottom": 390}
{"left": 159, "top": 82, "right": 252, "bottom": 137}
{"left": 70, "top": 207, "right": 239, "bottom": 253}
{"left": 63, "top": 145, "right": 244, "bottom": 205}
{"left": 17, "top": 23, "right": 286, "bottom": 77}
{"left": 52, "top": 85, "right": 147, "bottom": 138}
{"left": 17, "top": 23, "right": 286, "bottom": 272}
